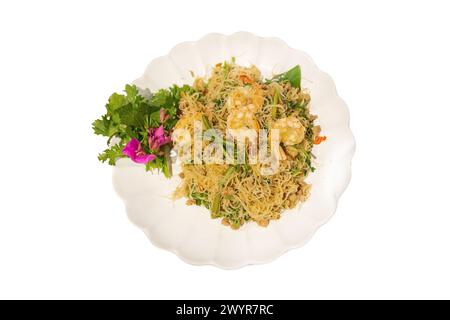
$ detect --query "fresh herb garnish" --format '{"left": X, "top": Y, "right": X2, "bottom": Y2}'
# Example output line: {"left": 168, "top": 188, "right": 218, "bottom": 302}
{"left": 92, "top": 84, "right": 188, "bottom": 177}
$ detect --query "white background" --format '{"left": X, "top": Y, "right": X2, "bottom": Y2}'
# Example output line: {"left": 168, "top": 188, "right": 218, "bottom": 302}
{"left": 1, "top": 0, "right": 449, "bottom": 300}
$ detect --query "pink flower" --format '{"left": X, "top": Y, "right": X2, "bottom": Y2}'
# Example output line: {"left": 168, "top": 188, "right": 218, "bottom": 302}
{"left": 148, "top": 126, "right": 171, "bottom": 151}
{"left": 122, "top": 138, "right": 156, "bottom": 164}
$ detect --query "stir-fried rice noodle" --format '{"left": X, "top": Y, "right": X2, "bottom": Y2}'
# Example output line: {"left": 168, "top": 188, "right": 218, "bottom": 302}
{"left": 173, "top": 60, "right": 322, "bottom": 229}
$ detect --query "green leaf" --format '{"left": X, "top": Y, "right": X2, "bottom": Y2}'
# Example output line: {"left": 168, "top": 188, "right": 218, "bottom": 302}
{"left": 115, "top": 103, "right": 134, "bottom": 125}
{"left": 271, "top": 65, "right": 301, "bottom": 88}
{"left": 151, "top": 84, "right": 191, "bottom": 112}
{"left": 151, "top": 89, "right": 171, "bottom": 107}
{"left": 107, "top": 93, "right": 127, "bottom": 111}
{"left": 125, "top": 84, "right": 138, "bottom": 103}
{"left": 92, "top": 115, "right": 117, "bottom": 137}
{"left": 98, "top": 143, "right": 125, "bottom": 165}
{"left": 149, "top": 110, "right": 161, "bottom": 127}
{"left": 170, "top": 84, "right": 192, "bottom": 102}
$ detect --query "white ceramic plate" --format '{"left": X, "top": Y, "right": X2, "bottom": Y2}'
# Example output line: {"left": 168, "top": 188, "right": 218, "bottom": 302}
{"left": 112, "top": 32, "right": 355, "bottom": 269}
